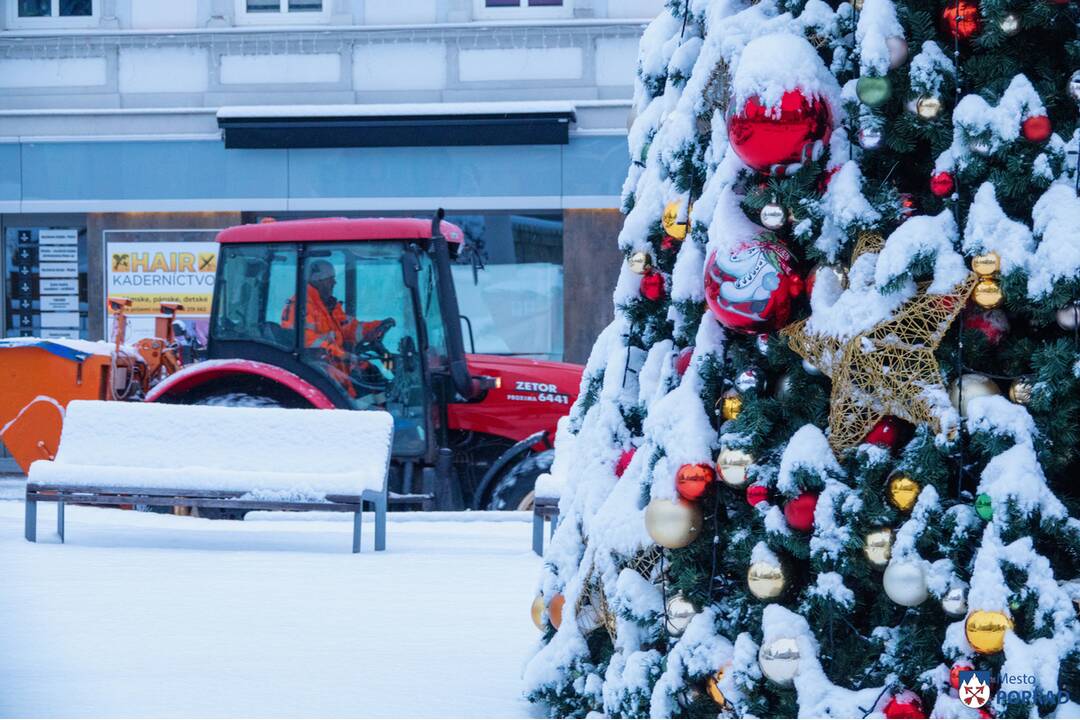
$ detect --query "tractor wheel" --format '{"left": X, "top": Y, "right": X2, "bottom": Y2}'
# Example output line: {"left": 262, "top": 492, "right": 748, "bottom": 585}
{"left": 189, "top": 391, "right": 283, "bottom": 519}
{"left": 487, "top": 450, "right": 554, "bottom": 511}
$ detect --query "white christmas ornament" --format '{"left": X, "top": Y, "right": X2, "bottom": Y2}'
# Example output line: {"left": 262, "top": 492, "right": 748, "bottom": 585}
{"left": 887, "top": 37, "right": 908, "bottom": 69}
{"left": 883, "top": 561, "right": 928, "bottom": 606}
{"left": 760, "top": 203, "right": 786, "bottom": 230}
{"left": 942, "top": 585, "right": 968, "bottom": 617}
{"left": 949, "top": 374, "right": 1001, "bottom": 417}
{"left": 1070, "top": 70, "right": 1080, "bottom": 103}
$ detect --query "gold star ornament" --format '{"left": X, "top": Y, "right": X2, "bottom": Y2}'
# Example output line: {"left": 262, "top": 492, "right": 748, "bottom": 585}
{"left": 781, "top": 249, "right": 977, "bottom": 454}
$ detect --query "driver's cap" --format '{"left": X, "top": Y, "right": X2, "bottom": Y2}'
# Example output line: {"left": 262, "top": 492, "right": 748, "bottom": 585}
{"left": 309, "top": 260, "right": 335, "bottom": 282}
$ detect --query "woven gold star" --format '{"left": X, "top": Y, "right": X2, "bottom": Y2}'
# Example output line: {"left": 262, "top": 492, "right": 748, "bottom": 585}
{"left": 781, "top": 271, "right": 978, "bottom": 454}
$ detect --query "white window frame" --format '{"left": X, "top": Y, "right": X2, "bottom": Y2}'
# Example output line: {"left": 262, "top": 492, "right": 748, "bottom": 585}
{"left": 472, "top": 0, "right": 573, "bottom": 20}
{"left": 7, "top": 0, "right": 99, "bottom": 29}
{"left": 234, "top": 0, "right": 331, "bottom": 26}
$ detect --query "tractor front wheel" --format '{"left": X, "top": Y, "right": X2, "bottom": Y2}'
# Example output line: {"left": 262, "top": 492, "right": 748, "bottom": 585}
{"left": 487, "top": 450, "right": 554, "bottom": 511}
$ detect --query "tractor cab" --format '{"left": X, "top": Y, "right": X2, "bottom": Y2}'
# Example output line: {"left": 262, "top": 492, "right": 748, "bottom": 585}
{"left": 204, "top": 216, "right": 481, "bottom": 460}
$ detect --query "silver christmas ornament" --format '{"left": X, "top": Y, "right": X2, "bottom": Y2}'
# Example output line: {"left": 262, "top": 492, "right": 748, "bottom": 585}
{"left": 735, "top": 369, "right": 759, "bottom": 393}
{"left": 758, "top": 637, "right": 801, "bottom": 687}
{"left": 665, "top": 594, "right": 697, "bottom": 637}
{"left": 970, "top": 138, "right": 993, "bottom": 156}
{"left": 949, "top": 374, "right": 1002, "bottom": 417}
{"left": 859, "top": 127, "right": 883, "bottom": 150}
{"left": 1069, "top": 70, "right": 1080, "bottom": 103}
{"left": 760, "top": 202, "right": 786, "bottom": 230}
{"left": 883, "top": 560, "right": 929, "bottom": 607}
{"left": 886, "top": 36, "right": 909, "bottom": 69}
{"left": 942, "top": 585, "right": 968, "bottom": 617}
{"left": 802, "top": 359, "right": 822, "bottom": 376}
{"left": 1056, "top": 303, "right": 1080, "bottom": 330}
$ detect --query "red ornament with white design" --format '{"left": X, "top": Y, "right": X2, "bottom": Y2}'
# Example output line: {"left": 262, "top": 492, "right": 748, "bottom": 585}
{"left": 705, "top": 234, "right": 803, "bottom": 333}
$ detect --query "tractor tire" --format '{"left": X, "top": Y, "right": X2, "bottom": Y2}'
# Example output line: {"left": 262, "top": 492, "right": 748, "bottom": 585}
{"left": 189, "top": 391, "right": 284, "bottom": 519}
{"left": 487, "top": 449, "right": 554, "bottom": 511}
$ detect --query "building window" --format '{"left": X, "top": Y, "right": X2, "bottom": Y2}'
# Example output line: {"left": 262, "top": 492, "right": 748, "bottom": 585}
{"left": 236, "top": 0, "right": 327, "bottom": 24}
{"left": 475, "top": 0, "right": 571, "bottom": 18}
{"left": 9, "top": 0, "right": 97, "bottom": 26}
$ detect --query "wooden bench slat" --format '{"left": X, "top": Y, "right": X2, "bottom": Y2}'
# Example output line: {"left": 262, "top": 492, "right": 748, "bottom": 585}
{"left": 27, "top": 493, "right": 363, "bottom": 512}
{"left": 27, "top": 483, "right": 367, "bottom": 501}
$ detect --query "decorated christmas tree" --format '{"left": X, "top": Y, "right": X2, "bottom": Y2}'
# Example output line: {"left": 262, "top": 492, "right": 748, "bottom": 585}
{"left": 524, "top": 0, "right": 1080, "bottom": 717}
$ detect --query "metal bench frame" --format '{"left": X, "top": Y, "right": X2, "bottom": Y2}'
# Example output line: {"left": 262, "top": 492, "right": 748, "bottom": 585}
{"left": 532, "top": 495, "right": 560, "bottom": 556}
{"left": 25, "top": 483, "right": 388, "bottom": 553}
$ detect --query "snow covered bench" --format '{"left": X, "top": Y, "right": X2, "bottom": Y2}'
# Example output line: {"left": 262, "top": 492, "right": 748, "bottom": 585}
{"left": 531, "top": 472, "right": 561, "bottom": 556}
{"left": 24, "top": 400, "right": 393, "bottom": 553}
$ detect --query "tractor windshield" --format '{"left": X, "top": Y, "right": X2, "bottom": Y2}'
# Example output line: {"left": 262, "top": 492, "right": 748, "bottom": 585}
{"left": 213, "top": 240, "right": 442, "bottom": 457}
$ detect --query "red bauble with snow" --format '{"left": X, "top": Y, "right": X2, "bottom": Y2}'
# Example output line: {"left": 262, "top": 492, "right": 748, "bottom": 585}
{"left": 676, "top": 463, "right": 716, "bottom": 501}
{"left": 942, "top": 0, "right": 981, "bottom": 40}
{"left": 783, "top": 492, "right": 818, "bottom": 531}
{"left": 615, "top": 447, "right": 637, "bottom": 478}
{"left": 883, "top": 690, "right": 927, "bottom": 719}
{"left": 705, "top": 235, "right": 803, "bottom": 333}
{"left": 931, "top": 171, "right": 955, "bottom": 197}
{"left": 865, "top": 416, "right": 904, "bottom": 451}
{"left": 727, "top": 90, "right": 833, "bottom": 175}
{"left": 1022, "top": 115, "right": 1052, "bottom": 142}
{"left": 640, "top": 270, "right": 665, "bottom": 301}
{"left": 746, "top": 483, "right": 770, "bottom": 507}
{"left": 950, "top": 663, "right": 973, "bottom": 690}
{"left": 675, "top": 346, "right": 694, "bottom": 377}
{"left": 964, "top": 308, "right": 1009, "bottom": 346}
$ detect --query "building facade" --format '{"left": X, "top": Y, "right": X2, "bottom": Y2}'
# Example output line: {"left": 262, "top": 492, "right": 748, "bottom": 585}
{"left": 0, "top": 0, "right": 655, "bottom": 362}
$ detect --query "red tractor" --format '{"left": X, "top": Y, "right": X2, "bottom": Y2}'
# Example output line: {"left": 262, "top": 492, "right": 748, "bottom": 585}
{"left": 144, "top": 213, "right": 582, "bottom": 511}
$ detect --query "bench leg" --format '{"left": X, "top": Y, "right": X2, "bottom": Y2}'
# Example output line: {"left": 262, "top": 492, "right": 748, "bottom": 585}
{"left": 57, "top": 501, "right": 65, "bottom": 543}
{"left": 532, "top": 513, "right": 544, "bottom": 556}
{"left": 352, "top": 510, "right": 362, "bottom": 554}
{"left": 374, "top": 494, "right": 386, "bottom": 552}
{"left": 25, "top": 497, "right": 37, "bottom": 543}
{"left": 550, "top": 512, "right": 559, "bottom": 538}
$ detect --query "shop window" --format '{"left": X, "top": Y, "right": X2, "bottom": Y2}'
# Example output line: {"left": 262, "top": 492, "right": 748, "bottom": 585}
{"left": 10, "top": 0, "right": 97, "bottom": 27}
{"left": 237, "top": 0, "right": 327, "bottom": 23}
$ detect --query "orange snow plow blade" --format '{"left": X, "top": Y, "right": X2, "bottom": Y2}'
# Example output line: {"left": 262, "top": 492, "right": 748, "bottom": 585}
{"left": 0, "top": 341, "right": 114, "bottom": 473}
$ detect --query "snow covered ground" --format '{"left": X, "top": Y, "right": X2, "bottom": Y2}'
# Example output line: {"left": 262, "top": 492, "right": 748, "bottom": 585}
{"left": 0, "top": 480, "right": 543, "bottom": 718}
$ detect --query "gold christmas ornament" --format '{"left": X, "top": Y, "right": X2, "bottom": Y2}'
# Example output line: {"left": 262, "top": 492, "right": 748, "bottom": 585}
{"left": 628, "top": 251, "right": 652, "bottom": 275}
{"left": 971, "top": 252, "right": 1001, "bottom": 277}
{"left": 863, "top": 528, "right": 894, "bottom": 568}
{"left": 531, "top": 594, "right": 545, "bottom": 629}
{"left": 916, "top": 96, "right": 942, "bottom": 119}
{"left": 887, "top": 473, "right": 921, "bottom": 512}
{"left": 720, "top": 391, "right": 743, "bottom": 421}
{"left": 645, "top": 497, "right": 704, "bottom": 549}
{"left": 782, "top": 271, "right": 977, "bottom": 453}
{"left": 748, "top": 560, "right": 786, "bottom": 600}
{"left": 662, "top": 201, "right": 690, "bottom": 240}
{"left": 949, "top": 374, "right": 1002, "bottom": 417}
{"left": 972, "top": 278, "right": 1004, "bottom": 309}
{"left": 717, "top": 447, "right": 754, "bottom": 487}
{"left": 942, "top": 585, "right": 968, "bottom": 617}
{"left": 550, "top": 593, "right": 566, "bottom": 629}
{"left": 665, "top": 594, "right": 697, "bottom": 637}
{"left": 760, "top": 202, "right": 787, "bottom": 230}
{"left": 758, "top": 637, "right": 801, "bottom": 687}
{"left": 965, "top": 610, "right": 1012, "bottom": 654}
{"left": 705, "top": 666, "right": 732, "bottom": 708}
{"left": 1008, "top": 378, "right": 1033, "bottom": 405}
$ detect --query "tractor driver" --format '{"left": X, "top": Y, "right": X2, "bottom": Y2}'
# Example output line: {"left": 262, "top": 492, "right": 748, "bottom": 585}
{"left": 281, "top": 259, "right": 396, "bottom": 399}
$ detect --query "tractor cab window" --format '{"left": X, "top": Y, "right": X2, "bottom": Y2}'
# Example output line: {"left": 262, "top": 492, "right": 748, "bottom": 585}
{"left": 299, "top": 243, "right": 428, "bottom": 457}
{"left": 213, "top": 243, "right": 297, "bottom": 350}
{"left": 416, "top": 250, "right": 447, "bottom": 366}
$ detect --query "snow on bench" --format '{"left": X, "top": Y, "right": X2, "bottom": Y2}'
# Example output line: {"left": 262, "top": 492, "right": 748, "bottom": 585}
{"left": 25, "top": 400, "right": 393, "bottom": 553}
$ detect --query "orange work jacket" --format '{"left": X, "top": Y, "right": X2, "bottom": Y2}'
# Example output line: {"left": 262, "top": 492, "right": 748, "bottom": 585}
{"left": 282, "top": 285, "right": 359, "bottom": 360}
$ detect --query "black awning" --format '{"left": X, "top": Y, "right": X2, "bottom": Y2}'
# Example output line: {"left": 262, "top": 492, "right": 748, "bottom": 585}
{"left": 218, "top": 108, "right": 576, "bottom": 149}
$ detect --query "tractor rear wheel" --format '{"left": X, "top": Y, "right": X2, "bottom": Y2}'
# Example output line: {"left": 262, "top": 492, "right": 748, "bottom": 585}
{"left": 487, "top": 450, "right": 554, "bottom": 511}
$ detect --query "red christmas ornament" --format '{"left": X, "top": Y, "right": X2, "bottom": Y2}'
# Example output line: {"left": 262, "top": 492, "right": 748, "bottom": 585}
{"left": 883, "top": 690, "right": 927, "bottom": 719}
{"left": 818, "top": 165, "right": 841, "bottom": 193}
{"left": 1022, "top": 115, "right": 1052, "bottom": 142}
{"left": 727, "top": 90, "right": 833, "bottom": 175}
{"left": 942, "top": 0, "right": 981, "bottom": 40}
{"left": 950, "top": 663, "right": 974, "bottom": 690}
{"left": 615, "top": 447, "right": 636, "bottom": 478}
{"left": 783, "top": 492, "right": 818, "bottom": 532}
{"left": 964, "top": 308, "right": 1009, "bottom": 346}
{"left": 640, "top": 270, "right": 665, "bottom": 301}
{"left": 930, "top": 171, "right": 955, "bottom": 198}
{"left": 704, "top": 235, "right": 803, "bottom": 334}
{"left": 675, "top": 346, "right": 695, "bottom": 377}
{"left": 746, "top": 483, "right": 770, "bottom": 507}
{"left": 865, "top": 416, "right": 903, "bottom": 451}
{"left": 661, "top": 235, "right": 678, "bottom": 250}
{"left": 979, "top": 709, "right": 994, "bottom": 719}
{"left": 899, "top": 193, "right": 917, "bottom": 218}
{"left": 676, "top": 463, "right": 716, "bottom": 501}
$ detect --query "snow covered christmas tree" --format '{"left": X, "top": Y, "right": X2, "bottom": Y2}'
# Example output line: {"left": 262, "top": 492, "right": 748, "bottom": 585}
{"left": 524, "top": 0, "right": 1080, "bottom": 717}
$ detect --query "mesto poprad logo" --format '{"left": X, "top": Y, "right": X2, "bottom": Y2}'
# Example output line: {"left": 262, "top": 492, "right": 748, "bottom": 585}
{"left": 958, "top": 670, "right": 1072, "bottom": 710}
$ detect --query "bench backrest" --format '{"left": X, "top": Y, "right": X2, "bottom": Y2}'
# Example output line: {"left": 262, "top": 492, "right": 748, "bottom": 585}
{"left": 41, "top": 400, "right": 393, "bottom": 492}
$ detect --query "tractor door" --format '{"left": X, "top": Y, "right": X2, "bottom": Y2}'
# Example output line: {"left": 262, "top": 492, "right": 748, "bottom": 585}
{"left": 297, "top": 243, "right": 433, "bottom": 459}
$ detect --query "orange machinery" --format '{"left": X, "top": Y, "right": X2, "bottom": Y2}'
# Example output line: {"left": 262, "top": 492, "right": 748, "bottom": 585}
{"left": 0, "top": 299, "right": 184, "bottom": 473}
